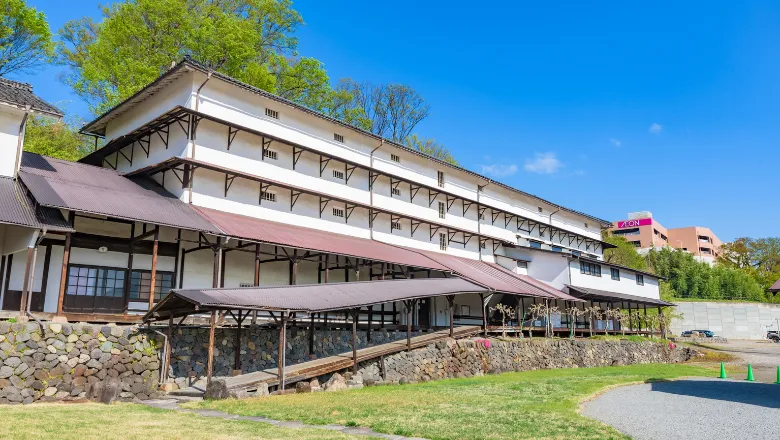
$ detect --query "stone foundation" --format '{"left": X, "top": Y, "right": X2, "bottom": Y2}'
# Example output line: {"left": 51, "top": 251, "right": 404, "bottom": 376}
{"left": 0, "top": 322, "right": 163, "bottom": 405}
{"left": 353, "top": 337, "right": 698, "bottom": 384}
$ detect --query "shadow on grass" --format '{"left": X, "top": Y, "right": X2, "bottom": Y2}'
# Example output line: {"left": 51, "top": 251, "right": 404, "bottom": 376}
{"left": 650, "top": 379, "right": 780, "bottom": 409}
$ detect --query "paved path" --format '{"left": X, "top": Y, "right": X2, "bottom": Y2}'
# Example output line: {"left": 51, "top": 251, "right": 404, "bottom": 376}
{"left": 581, "top": 378, "right": 780, "bottom": 440}
{"left": 143, "top": 397, "right": 428, "bottom": 440}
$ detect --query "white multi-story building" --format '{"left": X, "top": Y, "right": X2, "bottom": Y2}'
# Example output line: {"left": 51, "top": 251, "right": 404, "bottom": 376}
{"left": 0, "top": 60, "right": 668, "bottom": 330}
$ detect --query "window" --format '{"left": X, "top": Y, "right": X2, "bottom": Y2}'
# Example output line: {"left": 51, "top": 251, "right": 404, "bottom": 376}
{"left": 390, "top": 154, "right": 400, "bottom": 163}
{"left": 66, "top": 265, "right": 125, "bottom": 298}
{"left": 629, "top": 241, "right": 641, "bottom": 247}
{"left": 580, "top": 261, "right": 602, "bottom": 277}
{"left": 261, "top": 191, "right": 276, "bottom": 202}
{"left": 551, "top": 246, "right": 563, "bottom": 252}
{"left": 130, "top": 270, "right": 174, "bottom": 302}
{"left": 263, "top": 149, "right": 278, "bottom": 160}
{"left": 438, "top": 201, "right": 446, "bottom": 219}
{"left": 538, "top": 207, "right": 543, "bottom": 214}
{"left": 612, "top": 228, "right": 640, "bottom": 236}
{"left": 391, "top": 221, "right": 402, "bottom": 231}
{"left": 332, "top": 208, "right": 344, "bottom": 218}
{"left": 529, "top": 241, "right": 542, "bottom": 249}
{"left": 611, "top": 268, "right": 620, "bottom": 281}
{"left": 333, "top": 170, "right": 344, "bottom": 180}
{"left": 439, "top": 232, "right": 447, "bottom": 251}
{"left": 437, "top": 171, "right": 445, "bottom": 187}
{"left": 392, "top": 187, "right": 401, "bottom": 196}
{"left": 334, "top": 133, "right": 344, "bottom": 143}
{"left": 700, "top": 247, "right": 711, "bottom": 254}
{"left": 265, "top": 108, "right": 279, "bottom": 119}
{"left": 636, "top": 274, "right": 644, "bottom": 286}
{"left": 460, "top": 305, "right": 470, "bottom": 316}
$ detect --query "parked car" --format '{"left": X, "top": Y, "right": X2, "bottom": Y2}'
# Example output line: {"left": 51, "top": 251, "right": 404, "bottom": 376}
{"left": 768, "top": 331, "right": 780, "bottom": 342}
{"left": 681, "top": 330, "right": 716, "bottom": 337}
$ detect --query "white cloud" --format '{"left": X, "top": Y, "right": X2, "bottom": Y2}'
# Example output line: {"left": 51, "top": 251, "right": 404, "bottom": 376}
{"left": 609, "top": 138, "right": 622, "bottom": 147}
{"left": 523, "top": 152, "right": 563, "bottom": 175}
{"left": 481, "top": 163, "right": 518, "bottom": 178}
{"left": 649, "top": 123, "right": 663, "bottom": 135}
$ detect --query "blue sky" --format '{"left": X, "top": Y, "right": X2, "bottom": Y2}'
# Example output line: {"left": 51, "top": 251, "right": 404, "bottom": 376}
{"left": 17, "top": 1, "right": 780, "bottom": 241}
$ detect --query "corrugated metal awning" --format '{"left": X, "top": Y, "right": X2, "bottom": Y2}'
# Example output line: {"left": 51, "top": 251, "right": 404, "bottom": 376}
{"left": 144, "top": 277, "right": 486, "bottom": 321}
{"left": 0, "top": 176, "right": 73, "bottom": 232}
{"left": 18, "top": 153, "right": 220, "bottom": 234}
{"left": 194, "top": 206, "right": 449, "bottom": 271}
{"left": 566, "top": 285, "right": 674, "bottom": 306}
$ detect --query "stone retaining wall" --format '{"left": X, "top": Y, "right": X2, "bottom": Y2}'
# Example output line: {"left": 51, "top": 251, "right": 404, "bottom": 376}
{"left": 671, "top": 336, "right": 728, "bottom": 344}
{"left": 354, "top": 338, "right": 697, "bottom": 384}
{"left": 0, "top": 322, "right": 163, "bottom": 405}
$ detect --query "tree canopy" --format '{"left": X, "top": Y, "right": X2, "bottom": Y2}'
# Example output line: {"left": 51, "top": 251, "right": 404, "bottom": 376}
{"left": 0, "top": 0, "right": 54, "bottom": 75}
{"left": 23, "top": 114, "right": 94, "bottom": 161}
{"left": 404, "top": 134, "right": 458, "bottom": 166}
{"left": 719, "top": 237, "right": 780, "bottom": 291}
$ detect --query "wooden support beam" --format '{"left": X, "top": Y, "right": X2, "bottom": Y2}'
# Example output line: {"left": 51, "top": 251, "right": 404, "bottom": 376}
{"left": 254, "top": 244, "right": 261, "bottom": 286}
{"left": 56, "top": 230, "right": 72, "bottom": 315}
{"left": 234, "top": 311, "right": 243, "bottom": 373}
{"left": 165, "top": 316, "right": 173, "bottom": 383}
{"left": 479, "top": 292, "right": 487, "bottom": 336}
{"left": 405, "top": 300, "right": 413, "bottom": 351}
{"left": 309, "top": 313, "right": 315, "bottom": 355}
{"left": 19, "top": 246, "right": 34, "bottom": 315}
{"left": 212, "top": 237, "right": 223, "bottom": 288}
{"left": 447, "top": 295, "right": 454, "bottom": 337}
{"left": 352, "top": 309, "right": 359, "bottom": 374}
{"left": 278, "top": 312, "right": 288, "bottom": 391}
{"left": 148, "top": 227, "right": 159, "bottom": 311}
{"left": 206, "top": 310, "right": 217, "bottom": 386}
{"left": 366, "top": 306, "right": 373, "bottom": 343}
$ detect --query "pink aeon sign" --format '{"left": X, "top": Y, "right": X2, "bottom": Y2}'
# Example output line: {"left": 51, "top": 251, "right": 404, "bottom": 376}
{"left": 616, "top": 218, "right": 652, "bottom": 228}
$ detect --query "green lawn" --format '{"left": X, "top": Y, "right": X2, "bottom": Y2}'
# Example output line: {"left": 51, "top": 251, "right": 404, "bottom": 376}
{"left": 0, "top": 402, "right": 368, "bottom": 440}
{"left": 193, "top": 364, "right": 715, "bottom": 440}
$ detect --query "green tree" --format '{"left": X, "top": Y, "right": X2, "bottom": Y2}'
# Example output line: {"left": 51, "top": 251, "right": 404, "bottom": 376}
{"left": 57, "top": 0, "right": 334, "bottom": 115}
{"left": 0, "top": 0, "right": 54, "bottom": 75}
{"left": 404, "top": 134, "right": 458, "bottom": 165}
{"left": 719, "top": 237, "right": 780, "bottom": 291}
{"left": 602, "top": 232, "right": 648, "bottom": 271}
{"left": 24, "top": 114, "right": 93, "bottom": 161}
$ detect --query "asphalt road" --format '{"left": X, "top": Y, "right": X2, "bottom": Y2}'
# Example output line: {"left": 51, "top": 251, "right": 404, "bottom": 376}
{"left": 581, "top": 378, "right": 780, "bottom": 440}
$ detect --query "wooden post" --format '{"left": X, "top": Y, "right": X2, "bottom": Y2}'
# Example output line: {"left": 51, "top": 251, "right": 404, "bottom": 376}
{"left": 291, "top": 250, "right": 298, "bottom": 285}
{"left": 19, "top": 246, "right": 34, "bottom": 315}
{"left": 56, "top": 231, "right": 72, "bottom": 315}
{"left": 479, "top": 292, "right": 487, "bottom": 337}
{"left": 254, "top": 244, "right": 261, "bottom": 286}
{"left": 148, "top": 227, "right": 159, "bottom": 311}
{"left": 206, "top": 310, "right": 217, "bottom": 386}
{"left": 124, "top": 223, "right": 135, "bottom": 315}
{"left": 405, "top": 301, "right": 412, "bottom": 351}
{"left": 447, "top": 295, "right": 454, "bottom": 337}
{"left": 367, "top": 306, "right": 373, "bottom": 342}
{"left": 234, "top": 311, "right": 243, "bottom": 373}
{"left": 212, "top": 237, "right": 222, "bottom": 288}
{"left": 278, "top": 312, "right": 288, "bottom": 391}
{"left": 643, "top": 304, "right": 648, "bottom": 335}
{"left": 308, "top": 313, "right": 315, "bottom": 356}
{"left": 165, "top": 316, "right": 173, "bottom": 383}
{"left": 352, "top": 309, "right": 359, "bottom": 374}
{"left": 324, "top": 254, "right": 330, "bottom": 283}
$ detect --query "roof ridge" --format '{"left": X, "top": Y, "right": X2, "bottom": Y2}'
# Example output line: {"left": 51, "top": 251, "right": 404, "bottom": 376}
{"left": 0, "top": 76, "right": 33, "bottom": 91}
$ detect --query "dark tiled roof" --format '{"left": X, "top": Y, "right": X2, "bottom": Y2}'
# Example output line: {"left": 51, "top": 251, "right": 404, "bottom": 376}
{"left": 79, "top": 58, "right": 611, "bottom": 227}
{"left": 0, "top": 77, "right": 62, "bottom": 116}
{"left": 566, "top": 285, "right": 674, "bottom": 306}
{"left": 0, "top": 176, "right": 73, "bottom": 232}
{"left": 145, "top": 277, "right": 486, "bottom": 321}
{"left": 18, "top": 153, "right": 220, "bottom": 233}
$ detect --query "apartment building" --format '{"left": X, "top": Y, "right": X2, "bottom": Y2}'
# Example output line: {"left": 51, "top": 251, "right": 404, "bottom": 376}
{"left": 610, "top": 212, "right": 722, "bottom": 264}
{"left": 0, "top": 60, "right": 667, "bottom": 331}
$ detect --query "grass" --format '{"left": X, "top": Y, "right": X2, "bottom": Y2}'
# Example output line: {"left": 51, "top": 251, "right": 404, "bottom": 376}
{"left": 0, "top": 402, "right": 369, "bottom": 440}
{"left": 192, "top": 364, "right": 715, "bottom": 440}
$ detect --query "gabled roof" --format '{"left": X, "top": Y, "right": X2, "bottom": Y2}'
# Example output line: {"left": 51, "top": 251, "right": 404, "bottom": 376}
{"left": 79, "top": 57, "right": 611, "bottom": 227}
{"left": 770, "top": 277, "right": 780, "bottom": 293}
{"left": 18, "top": 153, "right": 220, "bottom": 234}
{"left": 0, "top": 176, "right": 73, "bottom": 232}
{"left": 0, "top": 77, "right": 62, "bottom": 117}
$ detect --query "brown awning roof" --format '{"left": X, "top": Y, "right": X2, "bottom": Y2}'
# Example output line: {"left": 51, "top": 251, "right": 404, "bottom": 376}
{"left": 0, "top": 176, "right": 73, "bottom": 232}
{"left": 770, "top": 277, "right": 780, "bottom": 292}
{"left": 403, "top": 247, "right": 580, "bottom": 301}
{"left": 18, "top": 153, "right": 220, "bottom": 234}
{"left": 144, "top": 277, "right": 486, "bottom": 321}
{"left": 565, "top": 285, "right": 674, "bottom": 306}
{"left": 194, "top": 206, "right": 449, "bottom": 271}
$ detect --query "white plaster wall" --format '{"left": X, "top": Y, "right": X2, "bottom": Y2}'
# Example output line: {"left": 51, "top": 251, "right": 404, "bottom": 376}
{"left": 0, "top": 107, "right": 23, "bottom": 178}
{"left": 568, "top": 260, "right": 660, "bottom": 300}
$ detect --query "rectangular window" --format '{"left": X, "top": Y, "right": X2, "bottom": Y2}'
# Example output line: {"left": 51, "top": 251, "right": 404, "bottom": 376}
{"left": 580, "top": 261, "right": 602, "bottom": 277}
{"left": 611, "top": 268, "right": 620, "bottom": 281}
{"left": 261, "top": 191, "right": 276, "bottom": 202}
{"left": 438, "top": 201, "right": 446, "bottom": 219}
{"left": 437, "top": 171, "right": 445, "bottom": 187}
{"left": 334, "top": 133, "right": 344, "bottom": 143}
{"left": 460, "top": 305, "right": 470, "bottom": 316}
{"left": 332, "top": 170, "right": 344, "bottom": 180}
{"left": 439, "top": 232, "right": 447, "bottom": 251}
{"left": 129, "top": 270, "right": 174, "bottom": 302}
{"left": 391, "top": 221, "right": 402, "bottom": 231}
{"left": 265, "top": 108, "right": 279, "bottom": 119}
{"left": 636, "top": 274, "right": 644, "bottom": 286}
{"left": 551, "top": 246, "right": 563, "bottom": 252}
{"left": 263, "top": 149, "right": 278, "bottom": 160}
{"left": 529, "top": 241, "right": 542, "bottom": 249}
{"left": 66, "top": 265, "right": 125, "bottom": 298}
{"left": 332, "top": 208, "right": 344, "bottom": 218}
{"left": 390, "top": 154, "right": 400, "bottom": 163}
{"left": 392, "top": 187, "right": 401, "bottom": 196}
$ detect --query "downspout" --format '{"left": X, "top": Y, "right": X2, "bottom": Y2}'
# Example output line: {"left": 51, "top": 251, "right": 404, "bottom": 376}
{"left": 547, "top": 208, "right": 561, "bottom": 244}
{"left": 13, "top": 105, "right": 31, "bottom": 179}
{"left": 188, "top": 72, "right": 212, "bottom": 204}
{"left": 477, "top": 181, "right": 490, "bottom": 261}
{"left": 369, "top": 140, "right": 384, "bottom": 240}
